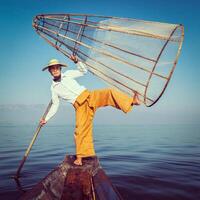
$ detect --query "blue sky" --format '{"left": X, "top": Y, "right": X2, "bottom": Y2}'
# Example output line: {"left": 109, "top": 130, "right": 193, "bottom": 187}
{"left": 0, "top": 0, "right": 199, "bottom": 124}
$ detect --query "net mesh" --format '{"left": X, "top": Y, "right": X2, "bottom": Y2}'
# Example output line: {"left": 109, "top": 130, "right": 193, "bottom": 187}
{"left": 33, "top": 14, "right": 184, "bottom": 106}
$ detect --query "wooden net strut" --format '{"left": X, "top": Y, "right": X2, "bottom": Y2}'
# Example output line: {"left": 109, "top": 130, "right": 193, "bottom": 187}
{"left": 40, "top": 17, "right": 180, "bottom": 69}
{"left": 43, "top": 16, "right": 181, "bottom": 42}
{"left": 144, "top": 26, "right": 178, "bottom": 104}
{"left": 42, "top": 13, "right": 180, "bottom": 29}
{"left": 37, "top": 25, "right": 149, "bottom": 87}
{"left": 55, "top": 16, "right": 67, "bottom": 47}
{"left": 36, "top": 28, "right": 153, "bottom": 104}
{"left": 36, "top": 24, "right": 168, "bottom": 80}
{"left": 69, "top": 16, "right": 176, "bottom": 29}
{"left": 38, "top": 27, "right": 147, "bottom": 88}
{"left": 72, "top": 16, "right": 87, "bottom": 56}
{"left": 41, "top": 21, "right": 166, "bottom": 74}
{"left": 39, "top": 23, "right": 147, "bottom": 87}
{"left": 58, "top": 15, "right": 70, "bottom": 49}
{"left": 150, "top": 25, "right": 184, "bottom": 106}
{"left": 43, "top": 20, "right": 157, "bottom": 63}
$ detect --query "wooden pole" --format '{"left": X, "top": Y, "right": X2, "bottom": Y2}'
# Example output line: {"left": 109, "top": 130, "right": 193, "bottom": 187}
{"left": 14, "top": 100, "right": 52, "bottom": 179}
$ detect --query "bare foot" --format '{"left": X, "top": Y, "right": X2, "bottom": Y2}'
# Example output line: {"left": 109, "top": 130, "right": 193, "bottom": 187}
{"left": 133, "top": 92, "right": 141, "bottom": 105}
{"left": 74, "top": 157, "right": 82, "bottom": 166}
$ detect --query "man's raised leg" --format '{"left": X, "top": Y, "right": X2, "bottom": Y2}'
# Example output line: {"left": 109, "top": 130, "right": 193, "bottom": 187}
{"left": 89, "top": 88, "right": 140, "bottom": 113}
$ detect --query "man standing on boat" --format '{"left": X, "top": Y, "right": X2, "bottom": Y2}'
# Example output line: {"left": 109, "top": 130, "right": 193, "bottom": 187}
{"left": 40, "top": 55, "right": 140, "bottom": 166}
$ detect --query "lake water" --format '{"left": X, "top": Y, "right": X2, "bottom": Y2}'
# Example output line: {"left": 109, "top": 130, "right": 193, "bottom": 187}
{"left": 0, "top": 124, "right": 200, "bottom": 200}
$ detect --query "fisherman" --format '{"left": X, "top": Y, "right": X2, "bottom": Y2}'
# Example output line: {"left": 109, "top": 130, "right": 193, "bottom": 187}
{"left": 40, "top": 55, "right": 140, "bottom": 165}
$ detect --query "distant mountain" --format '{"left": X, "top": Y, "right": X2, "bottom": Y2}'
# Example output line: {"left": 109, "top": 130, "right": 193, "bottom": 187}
{"left": 0, "top": 103, "right": 198, "bottom": 126}
{"left": 0, "top": 104, "right": 75, "bottom": 126}
{"left": 0, "top": 103, "right": 145, "bottom": 126}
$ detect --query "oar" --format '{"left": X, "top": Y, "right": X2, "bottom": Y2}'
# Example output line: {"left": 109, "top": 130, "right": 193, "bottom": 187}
{"left": 14, "top": 100, "right": 52, "bottom": 179}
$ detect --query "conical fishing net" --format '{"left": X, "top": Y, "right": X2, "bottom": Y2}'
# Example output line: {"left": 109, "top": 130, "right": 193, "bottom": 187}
{"left": 33, "top": 14, "right": 184, "bottom": 106}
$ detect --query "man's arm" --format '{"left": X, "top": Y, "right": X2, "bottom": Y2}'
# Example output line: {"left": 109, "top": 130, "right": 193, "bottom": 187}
{"left": 64, "top": 62, "right": 88, "bottom": 78}
{"left": 40, "top": 88, "right": 60, "bottom": 125}
{"left": 63, "top": 55, "right": 88, "bottom": 78}
{"left": 76, "top": 61, "right": 88, "bottom": 74}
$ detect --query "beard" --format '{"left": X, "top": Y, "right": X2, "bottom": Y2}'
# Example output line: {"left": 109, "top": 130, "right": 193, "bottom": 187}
{"left": 53, "top": 74, "right": 61, "bottom": 82}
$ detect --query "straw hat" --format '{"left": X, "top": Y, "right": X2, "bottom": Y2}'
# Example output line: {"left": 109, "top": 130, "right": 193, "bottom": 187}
{"left": 42, "top": 59, "right": 67, "bottom": 71}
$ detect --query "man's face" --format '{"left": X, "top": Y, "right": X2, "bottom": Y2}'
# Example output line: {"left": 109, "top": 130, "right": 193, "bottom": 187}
{"left": 49, "top": 65, "right": 61, "bottom": 78}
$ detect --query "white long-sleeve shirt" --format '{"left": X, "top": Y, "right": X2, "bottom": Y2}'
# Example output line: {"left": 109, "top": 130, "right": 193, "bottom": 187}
{"left": 45, "top": 62, "right": 87, "bottom": 121}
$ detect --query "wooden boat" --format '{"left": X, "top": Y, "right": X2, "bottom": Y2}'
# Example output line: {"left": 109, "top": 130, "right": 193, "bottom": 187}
{"left": 20, "top": 155, "right": 123, "bottom": 200}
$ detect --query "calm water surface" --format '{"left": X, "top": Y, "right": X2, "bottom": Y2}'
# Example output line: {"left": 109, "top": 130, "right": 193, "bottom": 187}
{"left": 0, "top": 124, "right": 200, "bottom": 200}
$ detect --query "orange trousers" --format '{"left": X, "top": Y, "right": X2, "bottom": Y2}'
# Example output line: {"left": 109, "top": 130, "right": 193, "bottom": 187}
{"left": 73, "top": 88, "right": 134, "bottom": 158}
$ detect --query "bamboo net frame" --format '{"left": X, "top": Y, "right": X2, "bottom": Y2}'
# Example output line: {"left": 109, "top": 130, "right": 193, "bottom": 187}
{"left": 33, "top": 14, "right": 184, "bottom": 107}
